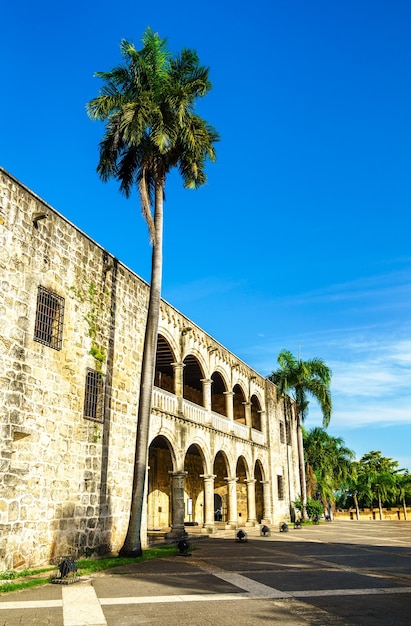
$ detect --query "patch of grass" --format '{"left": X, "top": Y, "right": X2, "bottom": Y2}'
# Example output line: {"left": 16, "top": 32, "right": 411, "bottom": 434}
{"left": 0, "top": 545, "right": 178, "bottom": 594}
{"left": 0, "top": 578, "right": 50, "bottom": 593}
{"left": 77, "top": 545, "right": 177, "bottom": 574}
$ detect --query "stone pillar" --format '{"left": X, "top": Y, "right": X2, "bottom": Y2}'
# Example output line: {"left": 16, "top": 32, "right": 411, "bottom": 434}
{"left": 172, "top": 362, "right": 185, "bottom": 415}
{"left": 245, "top": 479, "right": 257, "bottom": 526}
{"left": 243, "top": 401, "right": 252, "bottom": 437}
{"left": 201, "top": 379, "right": 212, "bottom": 411}
{"left": 167, "top": 470, "right": 187, "bottom": 539}
{"left": 261, "top": 480, "right": 272, "bottom": 524}
{"left": 223, "top": 391, "right": 234, "bottom": 423}
{"left": 201, "top": 474, "right": 216, "bottom": 533}
{"left": 225, "top": 477, "right": 239, "bottom": 529}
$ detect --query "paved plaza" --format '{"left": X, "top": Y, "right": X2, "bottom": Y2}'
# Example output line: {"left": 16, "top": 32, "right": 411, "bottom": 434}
{"left": 1, "top": 520, "right": 410, "bottom": 625}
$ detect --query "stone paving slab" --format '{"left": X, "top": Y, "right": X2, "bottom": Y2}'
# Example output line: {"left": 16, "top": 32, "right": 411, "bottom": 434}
{"left": 92, "top": 571, "right": 242, "bottom": 598}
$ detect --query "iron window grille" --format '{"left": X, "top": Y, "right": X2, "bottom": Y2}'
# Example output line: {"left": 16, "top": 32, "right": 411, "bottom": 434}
{"left": 277, "top": 475, "right": 284, "bottom": 500}
{"left": 34, "top": 286, "right": 65, "bottom": 350}
{"left": 279, "top": 421, "right": 285, "bottom": 444}
{"left": 83, "top": 368, "right": 104, "bottom": 422}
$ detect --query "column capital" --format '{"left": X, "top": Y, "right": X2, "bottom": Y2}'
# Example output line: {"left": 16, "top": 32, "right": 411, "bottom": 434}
{"left": 224, "top": 476, "right": 239, "bottom": 484}
{"left": 171, "top": 361, "right": 185, "bottom": 369}
{"left": 168, "top": 470, "right": 188, "bottom": 478}
{"left": 200, "top": 474, "right": 217, "bottom": 482}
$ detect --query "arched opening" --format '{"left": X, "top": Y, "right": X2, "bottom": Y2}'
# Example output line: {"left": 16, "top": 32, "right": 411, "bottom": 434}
{"left": 154, "top": 335, "right": 175, "bottom": 393}
{"left": 236, "top": 456, "right": 248, "bottom": 523}
{"left": 211, "top": 371, "right": 228, "bottom": 416}
{"left": 233, "top": 383, "right": 246, "bottom": 423}
{"left": 254, "top": 460, "right": 264, "bottom": 522}
{"left": 184, "top": 444, "right": 206, "bottom": 525}
{"left": 214, "top": 494, "right": 223, "bottom": 521}
{"left": 251, "top": 394, "right": 262, "bottom": 431}
{"left": 213, "top": 451, "right": 230, "bottom": 523}
{"left": 183, "top": 355, "right": 204, "bottom": 406}
{"left": 147, "top": 436, "right": 174, "bottom": 532}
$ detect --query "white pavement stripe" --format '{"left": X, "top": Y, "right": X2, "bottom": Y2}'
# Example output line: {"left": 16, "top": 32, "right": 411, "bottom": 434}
{"left": 0, "top": 599, "right": 62, "bottom": 610}
{"left": 1, "top": 585, "right": 411, "bottom": 614}
{"left": 293, "top": 587, "right": 411, "bottom": 598}
{"left": 97, "top": 586, "right": 411, "bottom": 605}
{"left": 100, "top": 593, "right": 252, "bottom": 605}
{"left": 62, "top": 583, "right": 107, "bottom": 626}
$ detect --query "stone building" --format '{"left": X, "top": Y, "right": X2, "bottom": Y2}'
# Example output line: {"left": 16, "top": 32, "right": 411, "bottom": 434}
{"left": 0, "top": 167, "right": 300, "bottom": 571}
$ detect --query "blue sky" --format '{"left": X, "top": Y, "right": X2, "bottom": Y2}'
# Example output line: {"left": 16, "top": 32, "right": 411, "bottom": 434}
{"left": 2, "top": 0, "right": 410, "bottom": 470}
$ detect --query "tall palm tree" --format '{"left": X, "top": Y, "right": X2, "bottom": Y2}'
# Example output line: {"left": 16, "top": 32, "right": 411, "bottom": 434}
{"left": 269, "top": 350, "right": 332, "bottom": 519}
{"left": 87, "top": 28, "right": 218, "bottom": 556}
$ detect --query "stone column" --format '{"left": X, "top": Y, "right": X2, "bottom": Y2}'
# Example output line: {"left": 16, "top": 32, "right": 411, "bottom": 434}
{"left": 167, "top": 470, "right": 187, "bottom": 539}
{"left": 172, "top": 361, "right": 185, "bottom": 415}
{"left": 201, "top": 379, "right": 212, "bottom": 411}
{"left": 223, "top": 391, "right": 234, "bottom": 423}
{"left": 245, "top": 478, "right": 257, "bottom": 526}
{"left": 243, "top": 401, "right": 252, "bottom": 437}
{"left": 201, "top": 474, "right": 216, "bottom": 533}
{"left": 225, "top": 477, "right": 239, "bottom": 529}
{"left": 261, "top": 480, "right": 272, "bottom": 524}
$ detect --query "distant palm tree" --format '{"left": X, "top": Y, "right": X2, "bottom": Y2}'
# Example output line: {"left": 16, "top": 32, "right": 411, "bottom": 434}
{"left": 304, "top": 427, "right": 354, "bottom": 513}
{"left": 87, "top": 28, "right": 218, "bottom": 556}
{"left": 269, "top": 350, "right": 332, "bottom": 518}
{"left": 396, "top": 470, "right": 411, "bottom": 520}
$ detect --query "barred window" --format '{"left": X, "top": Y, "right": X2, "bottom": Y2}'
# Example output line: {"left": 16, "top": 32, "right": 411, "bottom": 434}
{"left": 34, "top": 286, "right": 65, "bottom": 350}
{"left": 279, "top": 421, "right": 285, "bottom": 444}
{"left": 277, "top": 475, "right": 284, "bottom": 500}
{"left": 83, "top": 369, "right": 104, "bottom": 422}
{"left": 286, "top": 419, "right": 291, "bottom": 445}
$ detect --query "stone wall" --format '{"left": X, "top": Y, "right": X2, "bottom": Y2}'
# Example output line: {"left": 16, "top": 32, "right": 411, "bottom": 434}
{"left": 0, "top": 168, "right": 147, "bottom": 568}
{"left": 0, "top": 167, "right": 300, "bottom": 570}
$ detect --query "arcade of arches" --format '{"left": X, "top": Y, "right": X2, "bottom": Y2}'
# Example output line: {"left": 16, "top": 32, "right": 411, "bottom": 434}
{"left": 144, "top": 332, "right": 300, "bottom": 537}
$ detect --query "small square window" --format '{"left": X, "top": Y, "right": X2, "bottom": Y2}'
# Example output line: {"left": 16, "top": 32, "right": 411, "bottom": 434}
{"left": 84, "top": 368, "right": 104, "bottom": 422}
{"left": 34, "top": 286, "right": 65, "bottom": 350}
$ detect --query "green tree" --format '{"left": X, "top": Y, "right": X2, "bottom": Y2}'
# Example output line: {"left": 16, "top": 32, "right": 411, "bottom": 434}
{"left": 87, "top": 28, "right": 218, "bottom": 556}
{"left": 304, "top": 427, "right": 355, "bottom": 513}
{"left": 269, "top": 350, "right": 332, "bottom": 519}
{"left": 356, "top": 451, "right": 398, "bottom": 520}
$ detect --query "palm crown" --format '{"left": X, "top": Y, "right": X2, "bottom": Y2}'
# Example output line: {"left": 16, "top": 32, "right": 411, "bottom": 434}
{"left": 269, "top": 349, "right": 332, "bottom": 427}
{"left": 87, "top": 28, "right": 219, "bottom": 241}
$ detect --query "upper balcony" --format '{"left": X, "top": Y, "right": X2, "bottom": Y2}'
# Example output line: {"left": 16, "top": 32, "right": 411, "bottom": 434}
{"left": 152, "top": 386, "right": 266, "bottom": 446}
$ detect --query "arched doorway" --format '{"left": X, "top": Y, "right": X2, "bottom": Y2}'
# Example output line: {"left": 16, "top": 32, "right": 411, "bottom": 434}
{"left": 147, "top": 436, "right": 174, "bottom": 530}
{"left": 254, "top": 460, "right": 264, "bottom": 522}
{"left": 236, "top": 456, "right": 248, "bottom": 524}
{"left": 213, "top": 451, "right": 230, "bottom": 523}
{"left": 184, "top": 444, "right": 206, "bottom": 525}
{"left": 214, "top": 494, "right": 223, "bottom": 521}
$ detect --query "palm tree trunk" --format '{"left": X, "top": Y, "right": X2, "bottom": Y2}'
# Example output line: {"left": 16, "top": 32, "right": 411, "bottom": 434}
{"left": 120, "top": 180, "right": 164, "bottom": 557}
{"left": 296, "top": 414, "right": 308, "bottom": 520}
{"left": 353, "top": 491, "right": 360, "bottom": 520}
{"left": 378, "top": 494, "right": 383, "bottom": 520}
